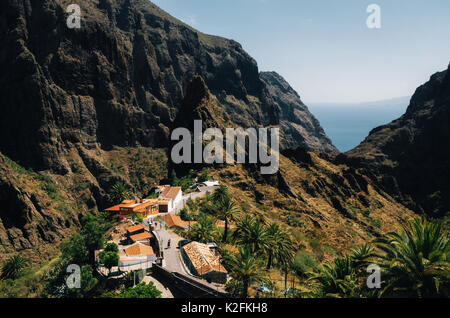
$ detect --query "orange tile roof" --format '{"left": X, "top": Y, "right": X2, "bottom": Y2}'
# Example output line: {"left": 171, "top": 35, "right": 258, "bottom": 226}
{"left": 130, "top": 232, "right": 152, "bottom": 242}
{"left": 126, "top": 224, "right": 144, "bottom": 234}
{"left": 105, "top": 203, "right": 124, "bottom": 212}
{"left": 161, "top": 214, "right": 195, "bottom": 229}
{"left": 125, "top": 243, "right": 155, "bottom": 257}
{"left": 182, "top": 242, "right": 227, "bottom": 275}
{"left": 105, "top": 199, "right": 159, "bottom": 213}
{"left": 160, "top": 187, "right": 182, "bottom": 201}
{"left": 133, "top": 199, "right": 159, "bottom": 212}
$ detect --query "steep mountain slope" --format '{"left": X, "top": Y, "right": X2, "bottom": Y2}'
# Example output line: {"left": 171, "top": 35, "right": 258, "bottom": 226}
{"left": 260, "top": 72, "right": 336, "bottom": 153}
{"left": 211, "top": 149, "right": 415, "bottom": 259}
{"left": 168, "top": 77, "right": 416, "bottom": 258}
{"left": 0, "top": 0, "right": 335, "bottom": 260}
{"left": 0, "top": 0, "right": 335, "bottom": 174}
{"left": 344, "top": 64, "right": 450, "bottom": 218}
{"left": 0, "top": 0, "right": 429, "bottom": 265}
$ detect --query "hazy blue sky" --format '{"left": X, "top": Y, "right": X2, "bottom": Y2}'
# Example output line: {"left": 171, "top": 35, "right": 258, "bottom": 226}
{"left": 151, "top": 0, "right": 450, "bottom": 103}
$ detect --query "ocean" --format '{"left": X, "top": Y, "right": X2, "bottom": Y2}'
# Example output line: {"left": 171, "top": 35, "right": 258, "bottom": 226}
{"left": 308, "top": 96, "right": 410, "bottom": 153}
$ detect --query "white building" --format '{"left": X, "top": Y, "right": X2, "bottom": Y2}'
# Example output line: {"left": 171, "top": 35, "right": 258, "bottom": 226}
{"left": 118, "top": 243, "right": 157, "bottom": 268}
{"left": 157, "top": 186, "right": 183, "bottom": 214}
{"left": 202, "top": 181, "right": 220, "bottom": 187}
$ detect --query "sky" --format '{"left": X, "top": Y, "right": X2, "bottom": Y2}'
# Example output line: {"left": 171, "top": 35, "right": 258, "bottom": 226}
{"left": 151, "top": 0, "right": 450, "bottom": 103}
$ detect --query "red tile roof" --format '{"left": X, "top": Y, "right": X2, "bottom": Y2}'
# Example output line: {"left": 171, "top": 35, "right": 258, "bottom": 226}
{"left": 182, "top": 242, "right": 227, "bottom": 275}
{"left": 126, "top": 224, "right": 144, "bottom": 234}
{"left": 125, "top": 243, "right": 155, "bottom": 256}
{"left": 161, "top": 214, "right": 195, "bottom": 229}
{"left": 160, "top": 186, "right": 182, "bottom": 201}
{"left": 105, "top": 199, "right": 159, "bottom": 213}
{"left": 130, "top": 232, "right": 152, "bottom": 242}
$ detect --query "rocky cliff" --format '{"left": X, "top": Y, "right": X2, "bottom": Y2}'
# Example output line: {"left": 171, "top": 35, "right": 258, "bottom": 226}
{"left": 260, "top": 72, "right": 336, "bottom": 153}
{"left": 0, "top": 0, "right": 445, "bottom": 264}
{"left": 0, "top": 0, "right": 336, "bottom": 259}
{"left": 344, "top": 64, "right": 450, "bottom": 218}
{"left": 0, "top": 0, "right": 336, "bottom": 175}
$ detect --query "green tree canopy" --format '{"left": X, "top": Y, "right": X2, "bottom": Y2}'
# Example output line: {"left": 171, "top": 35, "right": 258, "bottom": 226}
{"left": 109, "top": 182, "right": 132, "bottom": 204}
{"left": 99, "top": 250, "right": 119, "bottom": 276}
{"left": 234, "top": 216, "right": 269, "bottom": 254}
{"left": 264, "top": 223, "right": 295, "bottom": 270}
{"left": 187, "top": 213, "right": 218, "bottom": 243}
{"left": 117, "top": 282, "right": 162, "bottom": 298}
{"left": 225, "top": 245, "right": 265, "bottom": 298}
{"left": 373, "top": 218, "right": 450, "bottom": 297}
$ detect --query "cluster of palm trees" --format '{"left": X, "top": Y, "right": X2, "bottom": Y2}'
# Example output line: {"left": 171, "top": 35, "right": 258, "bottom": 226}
{"left": 183, "top": 185, "right": 295, "bottom": 298}
{"left": 308, "top": 218, "right": 449, "bottom": 298}
{"left": 183, "top": 185, "right": 449, "bottom": 298}
{"left": 226, "top": 216, "right": 295, "bottom": 297}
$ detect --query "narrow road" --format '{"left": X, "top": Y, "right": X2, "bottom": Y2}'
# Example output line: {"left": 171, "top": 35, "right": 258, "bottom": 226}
{"left": 152, "top": 226, "right": 227, "bottom": 294}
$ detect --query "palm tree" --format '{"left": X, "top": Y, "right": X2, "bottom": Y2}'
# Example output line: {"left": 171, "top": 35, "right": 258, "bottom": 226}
{"left": 185, "top": 197, "right": 199, "bottom": 215}
{"left": 264, "top": 223, "right": 295, "bottom": 270}
{"left": 234, "top": 216, "right": 269, "bottom": 254}
{"left": 188, "top": 214, "right": 217, "bottom": 243}
{"left": 309, "top": 256, "right": 359, "bottom": 298}
{"left": 1, "top": 255, "right": 29, "bottom": 280}
{"left": 212, "top": 185, "right": 229, "bottom": 204}
{"left": 109, "top": 182, "right": 132, "bottom": 204}
{"left": 216, "top": 197, "right": 238, "bottom": 242}
{"left": 225, "top": 245, "right": 264, "bottom": 298}
{"left": 279, "top": 255, "right": 294, "bottom": 296}
{"left": 373, "top": 218, "right": 450, "bottom": 297}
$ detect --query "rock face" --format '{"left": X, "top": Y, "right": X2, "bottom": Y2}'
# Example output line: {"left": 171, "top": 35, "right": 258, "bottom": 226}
{"left": 0, "top": 0, "right": 446, "bottom": 262}
{"left": 0, "top": 0, "right": 336, "bottom": 258}
{"left": 0, "top": 0, "right": 336, "bottom": 175}
{"left": 260, "top": 72, "right": 337, "bottom": 153}
{"left": 345, "top": 64, "right": 450, "bottom": 217}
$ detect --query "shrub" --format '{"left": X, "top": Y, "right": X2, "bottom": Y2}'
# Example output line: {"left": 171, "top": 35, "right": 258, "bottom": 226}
{"left": 116, "top": 282, "right": 161, "bottom": 298}
{"left": 292, "top": 252, "right": 318, "bottom": 278}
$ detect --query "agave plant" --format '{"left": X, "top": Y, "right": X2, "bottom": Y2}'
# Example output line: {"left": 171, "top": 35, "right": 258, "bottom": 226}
{"left": 373, "top": 218, "right": 450, "bottom": 297}
{"left": 350, "top": 243, "right": 375, "bottom": 273}
{"left": 1, "top": 255, "right": 29, "bottom": 280}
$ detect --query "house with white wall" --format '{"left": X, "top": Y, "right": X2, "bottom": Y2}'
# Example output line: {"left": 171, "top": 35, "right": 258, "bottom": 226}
{"left": 118, "top": 243, "right": 157, "bottom": 268}
{"left": 157, "top": 186, "right": 182, "bottom": 214}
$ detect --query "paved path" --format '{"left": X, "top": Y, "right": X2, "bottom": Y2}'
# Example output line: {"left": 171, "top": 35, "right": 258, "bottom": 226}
{"left": 141, "top": 186, "right": 228, "bottom": 297}
{"left": 143, "top": 274, "right": 174, "bottom": 298}
{"left": 156, "top": 228, "right": 228, "bottom": 293}
{"left": 155, "top": 228, "right": 186, "bottom": 273}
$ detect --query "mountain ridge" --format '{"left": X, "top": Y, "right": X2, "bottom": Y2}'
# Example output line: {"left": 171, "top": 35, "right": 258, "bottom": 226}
{"left": 0, "top": 0, "right": 447, "bottom": 269}
{"left": 343, "top": 64, "right": 450, "bottom": 217}
{"left": 0, "top": 0, "right": 336, "bottom": 260}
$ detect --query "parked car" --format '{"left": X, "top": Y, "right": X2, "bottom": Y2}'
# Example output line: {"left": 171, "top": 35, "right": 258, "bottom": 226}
{"left": 257, "top": 286, "right": 271, "bottom": 293}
